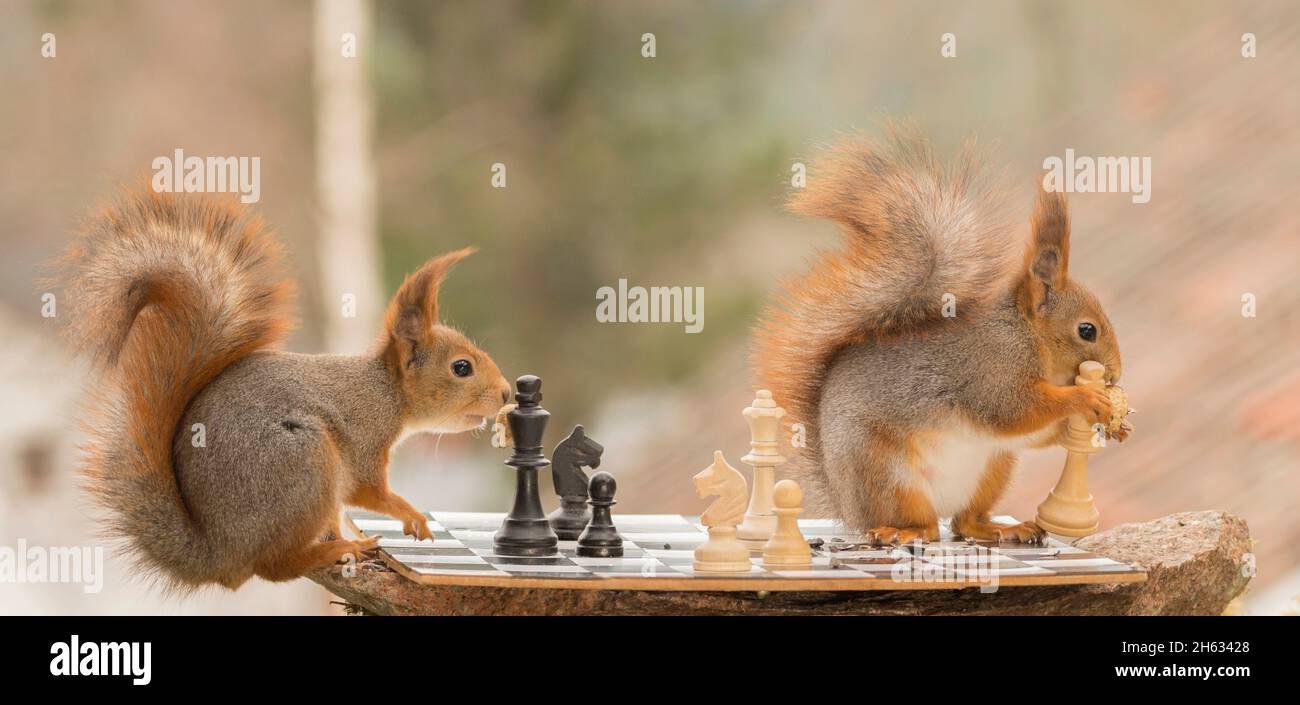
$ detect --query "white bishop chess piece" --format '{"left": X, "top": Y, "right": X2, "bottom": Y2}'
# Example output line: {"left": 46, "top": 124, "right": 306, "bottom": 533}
{"left": 692, "top": 450, "right": 752, "bottom": 573}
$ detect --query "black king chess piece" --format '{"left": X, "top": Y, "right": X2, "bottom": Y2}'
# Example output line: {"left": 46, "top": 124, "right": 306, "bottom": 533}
{"left": 547, "top": 425, "right": 605, "bottom": 540}
{"left": 577, "top": 471, "right": 624, "bottom": 558}
{"left": 494, "top": 375, "right": 559, "bottom": 556}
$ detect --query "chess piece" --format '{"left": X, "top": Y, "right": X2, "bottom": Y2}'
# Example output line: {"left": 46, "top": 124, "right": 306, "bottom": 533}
{"left": 577, "top": 471, "right": 624, "bottom": 557}
{"left": 1036, "top": 361, "right": 1128, "bottom": 538}
{"left": 547, "top": 425, "right": 605, "bottom": 540}
{"left": 762, "top": 480, "right": 812, "bottom": 567}
{"left": 737, "top": 390, "right": 786, "bottom": 549}
{"left": 692, "top": 450, "right": 752, "bottom": 573}
{"left": 494, "top": 375, "right": 559, "bottom": 556}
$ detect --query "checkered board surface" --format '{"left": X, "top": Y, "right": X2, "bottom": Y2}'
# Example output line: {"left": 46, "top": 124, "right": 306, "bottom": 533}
{"left": 347, "top": 511, "right": 1145, "bottom": 591}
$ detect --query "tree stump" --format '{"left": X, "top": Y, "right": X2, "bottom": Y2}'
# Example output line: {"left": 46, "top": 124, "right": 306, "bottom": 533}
{"left": 308, "top": 510, "right": 1252, "bottom": 616}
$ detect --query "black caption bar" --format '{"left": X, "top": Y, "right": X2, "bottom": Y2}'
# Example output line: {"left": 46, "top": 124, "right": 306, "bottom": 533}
{"left": 0, "top": 615, "right": 1284, "bottom": 693}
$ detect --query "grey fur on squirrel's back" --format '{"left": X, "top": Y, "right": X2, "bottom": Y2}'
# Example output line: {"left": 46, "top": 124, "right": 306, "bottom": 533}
{"left": 172, "top": 351, "right": 402, "bottom": 582}
{"left": 751, "top": 127, "right": 1020, "bottom": 515}
{"left": 54, "top": 188, "right": 295, "bottom": 590}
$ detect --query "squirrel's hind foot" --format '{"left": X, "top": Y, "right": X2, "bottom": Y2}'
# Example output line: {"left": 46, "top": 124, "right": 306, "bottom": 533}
{"left": 864, "top": 525, "right": 938, "bottom": 547}
{"left": 952, "top": 517, "right": 1046, "bottom": 546}
{"left": 351, "top": 535, "right": 381, "bottom": 555}
{"left": 254, "top": 537, "right": 382, "bottom": 582}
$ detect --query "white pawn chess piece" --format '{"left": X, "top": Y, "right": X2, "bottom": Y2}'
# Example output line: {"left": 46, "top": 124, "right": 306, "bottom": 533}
{"left": 737, "top": 390, "right": 786, "bottom": 549}
{"left": 762, "top": 480, "right": 811, "bottom": 568}
{"left": 692, "top": 450, "right": 752, "bottom": 573}
{"left": 1036, "top": 360, "right": 1108, "bottom": 538}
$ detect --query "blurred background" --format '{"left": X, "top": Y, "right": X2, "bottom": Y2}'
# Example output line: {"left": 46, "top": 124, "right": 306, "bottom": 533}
{"left": 1, "top": 0, "right": 1296, "bottom": 614}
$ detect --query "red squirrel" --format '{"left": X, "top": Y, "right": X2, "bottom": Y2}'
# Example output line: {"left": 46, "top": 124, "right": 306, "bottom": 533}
{"left": 752, "top": 128, "right": 1127, "bottom": 545}
{"left": 55, "top": 188, "right": 511, "bottom": 589}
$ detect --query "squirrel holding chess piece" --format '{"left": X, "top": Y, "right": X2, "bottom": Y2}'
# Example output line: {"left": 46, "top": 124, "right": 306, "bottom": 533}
{"left": 54, "top": 188, "right": 511, "bottom": 589}
{"left": 752, "top": 127, "right": 1133, "bottom": 546}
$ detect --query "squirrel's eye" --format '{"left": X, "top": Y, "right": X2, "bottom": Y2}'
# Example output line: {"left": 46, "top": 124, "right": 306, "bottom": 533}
{"left": 451, "top": 359, "right": 473, "bottom": 377}
{"left": 1077, "top": 322, "right": 1097, "bottom": 342}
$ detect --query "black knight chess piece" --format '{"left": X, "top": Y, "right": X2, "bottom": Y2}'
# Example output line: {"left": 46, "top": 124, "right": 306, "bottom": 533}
{"left": 494, "top": 375, "right": 559, "bottom": 556}
{"left": 577, "top": 471, "right": 624, "bottom": 557}
{"left": 547, "top": 425, "right": 605, "bottom": 540}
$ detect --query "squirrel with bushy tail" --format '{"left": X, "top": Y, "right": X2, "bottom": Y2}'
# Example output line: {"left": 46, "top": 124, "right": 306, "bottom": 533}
{"left": 55, "top": 188, "right": 511, "bottom": 590}
{"left": 752, "top": 127, "right": 1129, "bottom": 545}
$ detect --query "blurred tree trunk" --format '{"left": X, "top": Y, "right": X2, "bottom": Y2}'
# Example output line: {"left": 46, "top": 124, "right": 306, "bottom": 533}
{"left": 313, "top": 0, "right": 380, "bottom": 353}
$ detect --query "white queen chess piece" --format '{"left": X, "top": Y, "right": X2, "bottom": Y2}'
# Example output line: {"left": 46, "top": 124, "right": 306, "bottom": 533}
{"left": 737, "top": 389, "right": 786, "bottom": 549}
{"left": 692, "top": 450, "right": 752, "bottom": 573}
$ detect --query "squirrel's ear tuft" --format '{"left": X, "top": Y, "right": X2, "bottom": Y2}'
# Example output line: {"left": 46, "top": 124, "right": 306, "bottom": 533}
{"left": 1020, "top": 188, "right": 1070, "bottom": 312}
{"left": 382, "top": 247, "right": 475, "bottom": 369}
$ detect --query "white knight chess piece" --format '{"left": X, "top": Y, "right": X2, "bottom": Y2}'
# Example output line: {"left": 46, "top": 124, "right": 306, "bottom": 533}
{"left": 692, "top": 450, "right": 752, "bottom": 573}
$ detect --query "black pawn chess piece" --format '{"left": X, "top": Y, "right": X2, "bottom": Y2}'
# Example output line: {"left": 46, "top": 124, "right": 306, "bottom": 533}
{"left": 577, "top": 471, "right": 623, "bottom": 558}
{"left": 494, "top": 375, "right": 559, "bottom": 557}
{"left": 547, "top": 425, "right": 605, "bottom": 540}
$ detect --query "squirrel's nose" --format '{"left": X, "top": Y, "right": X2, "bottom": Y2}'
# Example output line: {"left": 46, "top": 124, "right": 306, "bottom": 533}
{"left": 499, "top": 386, "right": 511, "bottom": 404}
{"left": 1106, "top": 360, "right": 1122, "bottom": 384}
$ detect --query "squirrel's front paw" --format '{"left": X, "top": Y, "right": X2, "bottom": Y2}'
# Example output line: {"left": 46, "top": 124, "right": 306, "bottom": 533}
{"left": 402, "top": 516, "right": 434, "bottom": 542}
{"left": 1073, "top": 386, "right": 1112, "bottom": 424}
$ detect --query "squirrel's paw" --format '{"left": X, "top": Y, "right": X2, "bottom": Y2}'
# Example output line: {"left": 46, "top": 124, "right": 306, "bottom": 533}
{"left": 994, "top": 521, "right": 1047, "bottom": 546}
{"left": 338, "top": 536, "right": 381, "bottom": 562}
{"left": 1073, "top": 385, "right": 1112, "bottom": 424}
{"left": 864, "top": 526, "right": 929, "bottom": 547}
{"left": 402, "top": 516, "right": 434, "bottom": 542}
{"left": 953, "top": 518, "right": 1047, "bottom": 545}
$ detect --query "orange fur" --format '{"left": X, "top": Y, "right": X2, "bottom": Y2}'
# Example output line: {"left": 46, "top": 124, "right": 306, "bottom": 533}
{"left": 56, "top": 187, "right": 294, "bottom": 589}
{"left": 864, "top": 484, "right": 941, "bottom": 545}
{"left": 54, "top": 186, "right": 508, "bottom": 591}
{"left": 348, "top": 484, "right": 432, "bottom": 542}
{"left": 379, "top": 247, "right": 477, "bottom": 374}
{"left": 750, "top": 127, "right": 1122, "bottom": 543}
{"left": 951, "top": 451, "right": 1016, "bottom": 530}
{"left": 751, "top": 125, "right": 1012, "bottom": 470}
{"left": 951, "top": 452, "right": 1044, "bottom": 543}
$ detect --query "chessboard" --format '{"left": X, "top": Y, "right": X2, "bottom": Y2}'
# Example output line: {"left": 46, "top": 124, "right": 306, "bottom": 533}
{"left": 346, "top": 511, "right": 1147, "bottom": 592}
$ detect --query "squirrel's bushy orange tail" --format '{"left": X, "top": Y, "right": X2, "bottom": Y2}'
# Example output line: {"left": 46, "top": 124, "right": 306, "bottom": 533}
{"left": 751, "top": 126, "right": 1015, "bottom": 483}
{"left": 55, "top": 188, "right": 294, "bottom": 589}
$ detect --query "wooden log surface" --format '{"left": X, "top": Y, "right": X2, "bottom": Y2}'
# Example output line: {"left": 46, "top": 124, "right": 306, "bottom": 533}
{"left": 308, "top": 510, "right": 1252, "bottom": 615}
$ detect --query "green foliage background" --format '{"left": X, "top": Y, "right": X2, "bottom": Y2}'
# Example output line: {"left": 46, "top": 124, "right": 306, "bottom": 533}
{"left": 370, "top": 1, "right": 792, "bottom": 419}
